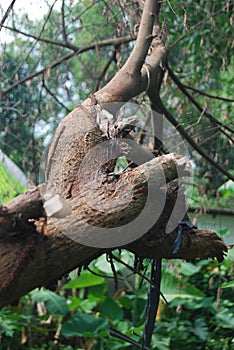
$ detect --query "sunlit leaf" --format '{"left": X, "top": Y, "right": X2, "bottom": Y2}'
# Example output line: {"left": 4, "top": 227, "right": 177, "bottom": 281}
{"left": 63, "top": 271, "right": 104, "bottom": 289}
{"left": 161, "top": 270, "right": 204, "bottom": 301}
{"left": 221, "top": 280, "right": 234, "bottom": 288}
{"left": 31, "top": 289, "right": 69, "bottom": 316}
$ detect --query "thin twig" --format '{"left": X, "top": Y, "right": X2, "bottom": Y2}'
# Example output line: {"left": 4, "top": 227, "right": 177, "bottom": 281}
{"left": 1, "top": 35, "right": 135, "bottom": 96}
{"left": 110, "top": 328, "right": 150, "bottom": 350}
{"left": 169, "top": 5, "right": 232, "bottom": 49}
{"left": 106, "top": 253, "right": 119, "bottom": 290}
{"left": 42, "top": 77, "right": 71, "bottom": 113}
{"left": 61, "top": 0, "right": 68, "bottom": 44}
{"left": 10, "top": 0, "right": 57, "bottom": 82}
{"left": 0, "top": 0, "right": 16, "bottom": 33}
{"left": 1, "top": 24, "right": 78, "bottom": 49}
{"left": 157, "top": 99, "right": 234, "bottom": 182}
{"left": 183, "top": 84, "right": 234, "bottom": 103}
{"left": 94, "top": 47, "right": 118, "bottom": 92}
{"left": 110, "top": 253, "right": 168, "bottom": 304}
{"left": 86, "top": 266, "right": 124, "bottom": 282}
{"left": 167, "top": 66, "right": 234, "bottom": 140}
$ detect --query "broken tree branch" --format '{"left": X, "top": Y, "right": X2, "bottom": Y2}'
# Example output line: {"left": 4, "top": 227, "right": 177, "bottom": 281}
{"left": 0, "top": 0, "right": 228, "bottom": 308}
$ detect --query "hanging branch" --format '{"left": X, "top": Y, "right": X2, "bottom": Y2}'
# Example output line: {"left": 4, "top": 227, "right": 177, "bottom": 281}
{"left": 166, "top": 65, "right": 234, "bottom": 141}
{"left": 156, "top": 98, "right": 234, "bottom": 182}
{"left": 42, "top": 77, "right": 71, "bottom": 113}
{"left": 182, "top": 84, "right": 234, "bottom": 103}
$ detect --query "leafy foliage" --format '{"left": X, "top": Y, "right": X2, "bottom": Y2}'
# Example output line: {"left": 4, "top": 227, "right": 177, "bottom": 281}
{"left": 0, "top": 163, "right": 26, "bottom": 204}
{"left": 0, "top": 252, "right": 233, "bottom": 349}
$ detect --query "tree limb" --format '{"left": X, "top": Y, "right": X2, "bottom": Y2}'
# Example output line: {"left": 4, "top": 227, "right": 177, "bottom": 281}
{"left": 123, "top": 0, "right": 157, "bottom": 74}
{"left": 182, "top": 84, "right": 234, "bottom": 103}
{"left": 166, "top": 65, "right": 234, "bottom": 141}
{"left": 1, "top": 35, "right": 135, "bottom": 96}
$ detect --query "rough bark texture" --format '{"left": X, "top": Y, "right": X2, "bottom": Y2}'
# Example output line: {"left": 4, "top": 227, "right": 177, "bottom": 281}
{"left": 0, "top": 152, "right": 227, "bottom": 307}
{"left": 0, "top": 0, "right": 228, "bottom": 307}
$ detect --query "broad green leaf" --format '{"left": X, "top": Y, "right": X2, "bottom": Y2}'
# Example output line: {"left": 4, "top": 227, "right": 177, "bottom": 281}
{"left": 221, "top": 280, "right": 234, "bottom": 288}
{"left": 99, "top": 296, "right": 123, "bottom": 321}
{"left": 118, "top": 295, "right": 133, "bottom": 309}
{"left": 215, "top": 309, "right": 234, "bottom": 329}
{"left": 217, "top": 228, "right": 230, "bottom": 237}
{"left": 63, "top": 271, "right": 104, "bottom": 289}
{"left": 178, "top": 262, "right": 201, "bottom": 276}
{"left": 93, "top": 252, "right": 132, "bottom": 274}
{"left": 151, "top": 334, "right": 170, "bottom": 350}
{"left": 161, "top": 270, "right": 204, "bottom": 301}
{"left": 79, "top": 299, "right": 97, "bottom": 312}
{"left": 67, "top": 297, "right": 81, "bottom": 311}
{"left": 0, "top": 163, "right": 26, "bottom": 204}
{"left": 61, "top": 314, "right": 109, "bottom": 338}
{"left": 31, "top": 289, "right": 69, "bottom": 316}
{"left": 0, "top": 316, "right": 17, "bottom": 337}
{"left": 87, "top": 283, "right": 107, "bottom": 302}
{"left": 192, "top": 318, "right": 208, "bottom": 341}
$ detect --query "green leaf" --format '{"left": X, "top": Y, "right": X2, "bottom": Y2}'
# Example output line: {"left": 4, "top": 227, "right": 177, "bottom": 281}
{"left": 118, "top": 295, "right": 132, "bottom": 309}
{"left": 93, "top": 253, "right": 131, "bottom": 274}
{"left": 221, "top": 280, "right": 234, "bottom": 288}
{"left": 79, "top": 299, "right": 97, "bottom": 312}
{"left": 67, "top": 297, "right": 81, "bottom": 311}
{"left": 0, "top": 163, "right": 26, "bottom": 204}
{"left": 161, "top": 270, "right": 204, "bottom": 301}
{"left": 99, "top": 296, "right": 123, "bottom": 321}
{"left": 63, "top": 271, "right": 104, "bottom": 289}
{"left": 31, "top": 289, "right": 69, "bottom": 316}
{"left": 151, "top": 334, "right": 170, "bottom": 350}
{"left": 192, "top": 318, "right": 208, "bottom": 341}
{"left": 215, "top": 309, "right": 234, "bottom": 329}
{"left": 178, "top": 262, "right": 201, "bottom": 276}
{"left": 217, "top": 228, "right": 230, "bottom": 237}
{"left": 61, "top": 314, "right": 109, "bottom": 338}
{"left": 0, "top": 316, "right": 17, "bottom": 337}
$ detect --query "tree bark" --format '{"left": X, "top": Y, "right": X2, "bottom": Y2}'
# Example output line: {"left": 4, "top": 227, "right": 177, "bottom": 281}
{"left": 0, "top": 0, "right": 227, "bottom": 307}
{"left": 0, "top": 152, "right": 227, "bottom": 307}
